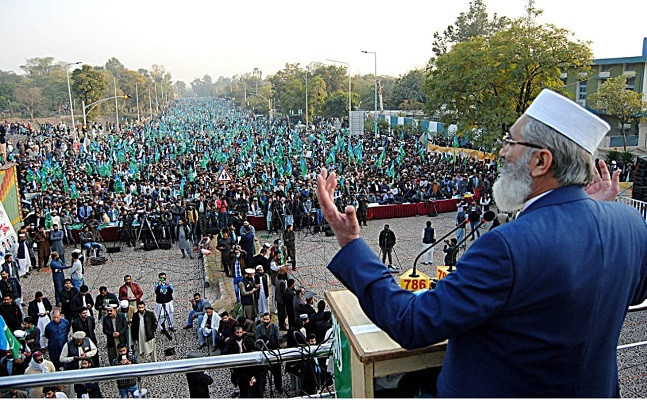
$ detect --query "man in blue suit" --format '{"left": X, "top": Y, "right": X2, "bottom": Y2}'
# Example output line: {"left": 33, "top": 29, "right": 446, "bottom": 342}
{"left": 317, "top": 89, "right": 647, "bottom": 397}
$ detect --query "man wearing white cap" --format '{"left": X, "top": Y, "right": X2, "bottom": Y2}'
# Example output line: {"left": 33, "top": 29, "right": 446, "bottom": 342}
{"left": 59, "top": 330, "right": 97, "bottom": 370}
{"left": 317, "top": 89, "right": 647, "bottom": 397}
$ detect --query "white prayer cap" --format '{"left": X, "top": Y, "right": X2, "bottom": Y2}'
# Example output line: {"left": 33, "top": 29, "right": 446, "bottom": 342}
{"left": 244, "top": 268, "right": 255, "bottom": 274}
{"left": 72, "top": 331, "right": 86, "bottom": 340}
{"left": 524, "top": 89, "right": 610, "bottom": 155}
{"left": 13, "top": 330, "right": 26, "bottom": 339}
{"left": 119, "top": 300, "right": 129, "bottom": 309}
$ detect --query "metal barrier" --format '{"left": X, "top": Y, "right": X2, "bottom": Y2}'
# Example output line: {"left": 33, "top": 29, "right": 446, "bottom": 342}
{"left": 617, "top": 195, "right": 647, "bottom": 220}
{"left": 0, "top": 344, "right": 332, "bottom": 391}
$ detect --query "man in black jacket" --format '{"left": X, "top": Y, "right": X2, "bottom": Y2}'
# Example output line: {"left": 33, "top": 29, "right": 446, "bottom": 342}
{"left": 0, "top": 294, "right": 22, "bottom": 332}
{"left": 223, "top": 325, "right": 266, "bottom": 398}
{"left": 102, "top": 305, "right": 128, "bottom": 363}
{"left": 131, "top": 301, "right": 157, "bottom": 363}
{"left": 59, "top": 279, "right": 78, "bottom": 319}
{"left": 378, "top": 224, "right": 397, "bottom": 272}
{"left": 185, "top": 352, "right": 214, "bottom": 398}
{"left": 284, "top": 224, "right": 297, "bottom": 271}
{"left": 94, "top": 286, "right": 118, "bottom": 321}
{"left": 70, "top": 285, "right": 94, "bottom": 319}
{"left": 284, "top": 279, "right": 296, "bottom": 328}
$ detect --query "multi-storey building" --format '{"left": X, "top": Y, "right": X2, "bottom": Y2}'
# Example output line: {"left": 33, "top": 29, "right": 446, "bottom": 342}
{"left": 563, "top": 38, "right": 647, "bottom": 152}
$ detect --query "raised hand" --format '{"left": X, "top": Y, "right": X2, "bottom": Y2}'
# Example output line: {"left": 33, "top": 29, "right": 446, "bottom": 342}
{"left": 585, "top": 160, "right": 621, "bottom": 201}
{"left": 316, "top": 168, "right": 360, "bottom": 248}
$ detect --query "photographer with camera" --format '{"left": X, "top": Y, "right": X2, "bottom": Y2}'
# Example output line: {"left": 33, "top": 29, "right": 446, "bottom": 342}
{"left": 154, "top": 272, "right": 175, "bottom": 332}
{"left": 443, "top": 238, "right": 458, "bottom": 267}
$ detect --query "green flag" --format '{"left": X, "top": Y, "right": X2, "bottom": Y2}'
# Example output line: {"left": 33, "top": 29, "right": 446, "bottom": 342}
{"left": 26, "top": 168, "right": 36, "bottom": 183}
{"left": 0, "top": 316, "right": 21, "bottom": 359}
{"left": 376, "top": 148, "right": 386, "bottom": 168}
{"left": 62, "top": 176, "right": 70, "bottom": 193}
{"left": 387, "top": 161, "right": 395, "bottom": 178}
{"left": 300, "top": 157, "right": 308, "bottom": 178}
{"left": 70, "top": 182, "right": 79, "bottom": 199}
{"left": 397, "top": 144, "right": 406, "bottom": 165}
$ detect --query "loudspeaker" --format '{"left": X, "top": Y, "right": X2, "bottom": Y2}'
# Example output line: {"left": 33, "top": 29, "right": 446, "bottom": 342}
{"left": 107, "top": 246, "right": 121, "bottom": 254}
{"left": 633, "top": 156, "right": 647, "bottom": 202}
{"left": 158, "top": 240, "right": 172, "bottom": 250}
{"left": 143, "top": 242, "right": 157, "bottom": 251}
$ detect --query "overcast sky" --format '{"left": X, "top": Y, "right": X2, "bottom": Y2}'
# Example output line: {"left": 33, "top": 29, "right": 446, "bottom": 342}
{"left": 1, "top": 0, "right": 646, "bottom": 83}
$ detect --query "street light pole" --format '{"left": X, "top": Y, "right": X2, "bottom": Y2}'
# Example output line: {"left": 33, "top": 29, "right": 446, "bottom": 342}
{"left": 82, "top": 95, "right": 131, "bottom": 131}
{"left": 305, "top": 70, "right": 308, "bottom": 127}
{"left": 64, "top": 61, "right": 81, "bottom": 132}
{"left": 135, "top": 83, "right": 141, "bottom": 123}
{"left": 148, "top": 86, "right": 153, "bottom": 120}
{"left": 362, "top": 50, "right": 377, "bottom": 135}
{"left": 325, "top": 59, "right": 352, "bottom": 114}
{"left": 113, "top": 77, "right": 119, "bottom": 131}
{"left": 255, "top": 93, "right": 272, "bottom": 129}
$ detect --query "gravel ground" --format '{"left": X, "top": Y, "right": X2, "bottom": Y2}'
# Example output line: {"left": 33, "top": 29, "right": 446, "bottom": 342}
{"left": 16, "top": 210, "right": 647, "bottom": 398}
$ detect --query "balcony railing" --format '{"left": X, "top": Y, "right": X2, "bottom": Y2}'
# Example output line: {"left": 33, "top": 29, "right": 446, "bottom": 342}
{"left": 0, "top": 344, "right": 332, "bottom": 393}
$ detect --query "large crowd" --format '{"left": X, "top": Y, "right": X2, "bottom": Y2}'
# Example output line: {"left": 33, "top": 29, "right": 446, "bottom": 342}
{"left": 0, "top": 97, "right": 503, "bottom": 397}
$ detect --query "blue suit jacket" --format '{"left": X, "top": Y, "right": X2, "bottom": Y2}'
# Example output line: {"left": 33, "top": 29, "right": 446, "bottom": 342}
{"left": 328, "top": 185, "right": 647, "bottom": 397}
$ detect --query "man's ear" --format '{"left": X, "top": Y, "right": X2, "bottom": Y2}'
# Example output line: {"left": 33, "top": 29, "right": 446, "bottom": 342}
{"left": 530, "top": 150, "right": 553, "bottom": 178}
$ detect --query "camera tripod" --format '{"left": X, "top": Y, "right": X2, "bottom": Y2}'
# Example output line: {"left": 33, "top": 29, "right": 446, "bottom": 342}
{"left": 378, "top": 245, "right": 402, "bottom": 271}
{"left": 134, "top": 215, "right": 160, "bottom": 250}
{"left": 157, "top": 302, "right": 174, "bottom": 341}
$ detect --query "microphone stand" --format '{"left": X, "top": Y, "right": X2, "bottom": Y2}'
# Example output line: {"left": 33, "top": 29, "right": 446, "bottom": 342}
{"left": 410, "top": 218, "right": 472, "bottom": 278}
{"left": 448, "top": 211, "right": 496, "bottom": 271}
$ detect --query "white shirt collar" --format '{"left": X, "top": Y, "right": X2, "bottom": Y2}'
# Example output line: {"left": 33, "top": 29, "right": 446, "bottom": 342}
{"left": 520, "top": 190, "right": 553, "bottom": 213}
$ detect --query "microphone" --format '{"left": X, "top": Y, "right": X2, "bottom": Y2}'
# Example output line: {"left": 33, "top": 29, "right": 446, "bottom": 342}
{"left": 410, "top": 211, "right": 480, "bottom": 278}
{"left": 448, "top": 210, "right": 496, "bottom": 271}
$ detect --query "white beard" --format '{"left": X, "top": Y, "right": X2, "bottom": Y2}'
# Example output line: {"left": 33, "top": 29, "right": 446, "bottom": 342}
{"left": 492, "top": 151, "right": 534, "bottom": 213}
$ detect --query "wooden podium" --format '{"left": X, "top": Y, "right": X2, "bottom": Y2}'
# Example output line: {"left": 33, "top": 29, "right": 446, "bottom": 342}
{"left": 325, "top": 289, "right": 446, "bottom": 398}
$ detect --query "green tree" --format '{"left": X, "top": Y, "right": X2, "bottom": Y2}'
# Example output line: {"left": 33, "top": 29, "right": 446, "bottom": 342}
{"left": 120, "top": 70, "right": 150, "bottom": 116}
{"left": 173, "top": 80, "right": 190, "bottom": 97}
{"left": 311, "top": 63, "right": 347, "bottom": 94}
{"left": 392, "top": 69, "right": 428, "bottom": 109}
{"left": 424, "top": 18, "right": 592, "bottom": 147}
{"left": 248, "top": 85, "right": 273, "bottom": 116}
{"left": 0, "top": 71, "right": 21, "bottom": 116}
{"left": 322, "top": 90, "right": 358, "bottom": 119}
{"left": 269, "top": 63, "right": 306, "bottom": 116}
{"left": 71, "top": 64, "right": 108, "bottom": 122}
{"left": 105, "top": 57, "right": 127, "bottom": 80}
{"left": 14, "top": 83, "right": 44, "bottom": 120}
{"left": 191, "top": 75, "right": 214, "bottom": 97}
{"left": 589, "top": 75, "right": 647, "bottom": 152}
{"left": 37, "top": 69, "right": 68, "bottom": 114}
{"left": 432, "top": 0, "right": 510, "bottom": 56}
{"left": 150, "top": 64, "right": 174, "bottom": 104}
{"left": 309, "top": 75, "right": 327, "bottom": 118}
{"left": 20, "top": 57, "right": 59, "bottom": 77}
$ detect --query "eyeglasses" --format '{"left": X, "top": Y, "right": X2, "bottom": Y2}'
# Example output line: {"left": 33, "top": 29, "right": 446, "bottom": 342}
{"left": 502, "top": 134, "right": 544, "bottom": 150}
